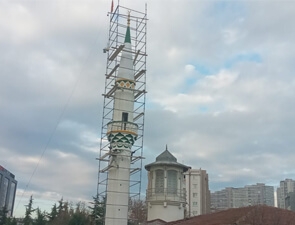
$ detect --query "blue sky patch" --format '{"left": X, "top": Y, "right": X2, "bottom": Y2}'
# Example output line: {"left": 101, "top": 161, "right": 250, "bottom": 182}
{"left": 224, "top": 53, "right": 262, "bottom": 68}
{"left": 194, "top": 63, "right": 212, "bottom": 75}
{"left": 199, "top": 106, "right": 209, "bottom": 113}
{"left": 210, "top": 1, "right": 246, "bottom": 23}
{"left": 180, "top": 62, "right": 215, "bottom": 93}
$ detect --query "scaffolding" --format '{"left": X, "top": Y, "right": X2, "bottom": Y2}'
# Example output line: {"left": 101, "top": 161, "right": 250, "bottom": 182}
{"left": 97, "top": 4, "right": 147, "bottom": 224}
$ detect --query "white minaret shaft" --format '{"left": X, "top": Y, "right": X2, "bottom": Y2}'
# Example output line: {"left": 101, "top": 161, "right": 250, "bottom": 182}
{"left": 105, "top": 13, "right": 138, "bottom": 225}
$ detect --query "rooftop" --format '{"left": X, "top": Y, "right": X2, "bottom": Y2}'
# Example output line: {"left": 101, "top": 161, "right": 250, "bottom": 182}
{"left": 145, "top": 146, "right": 190, "bottom": 172}
{"left": 164, "top": 205, "right": 295, "bottom": 225}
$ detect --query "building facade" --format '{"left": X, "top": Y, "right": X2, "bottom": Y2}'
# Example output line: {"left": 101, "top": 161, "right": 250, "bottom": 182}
{"left": 211, "top": 183, "right": 274, "bottom": 211}
{"left": 246, "top": 183, "right": 274, "bottom": 206}
{"left": 183, "top": 168, "right": 210, "bottom": 217}
{"left": 277, "top": 179, "right": 295, "bottom": 209}
{"left": 210, "top": 187, "right": 233, "bottom": 210}
{"left": 0, "top": 165, "right": 17, "bottom": 216}
{"left": 285, "top": 192, "right": 295, "bottom": 211}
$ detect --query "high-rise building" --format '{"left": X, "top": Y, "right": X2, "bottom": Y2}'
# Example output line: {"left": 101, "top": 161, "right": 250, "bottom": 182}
{"left": 183, "top": 168, "right": 210, "bottom": 217}
{"left": 210, "top": 187, "right": 233, "bottom": 210}
{"left": 0, "top": 165, "right": 17, "bottom": 216}
{"left": 245, "top": 183, "right": 274, "bottom": 207}
{"left": 211, "top": 183, "right": 274, "bottom": 211}
{"left": 277, "top": 179, "right": 295, "bottom": 209}
{"left": 285, "top": 192, "right": 295, "bottom": 211}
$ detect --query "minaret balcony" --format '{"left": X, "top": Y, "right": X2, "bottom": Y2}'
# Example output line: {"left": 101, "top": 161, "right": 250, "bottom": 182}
{"left": 107, "top": 121, "right": 138, "bottom": 136}
{"left": 146, "top": 188, "right": 186, "bottom": 203}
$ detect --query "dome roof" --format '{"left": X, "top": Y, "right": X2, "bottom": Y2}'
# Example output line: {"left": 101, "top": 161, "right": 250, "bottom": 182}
{"left": 156, "top": 149, "right": 177, "bottom": 162}
{"left": 145, "top": 145, "right": 190, "bottom": 172}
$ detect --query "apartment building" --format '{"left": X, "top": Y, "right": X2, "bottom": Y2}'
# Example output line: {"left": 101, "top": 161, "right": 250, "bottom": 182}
{"left": 277, "top": 179, "right": 295, "bottom": 209}
{"left": 211, "top": 183, "right": 274, "bottom": 211}
{"left": 183, "top": 168, "right": 210, "bottom": 217}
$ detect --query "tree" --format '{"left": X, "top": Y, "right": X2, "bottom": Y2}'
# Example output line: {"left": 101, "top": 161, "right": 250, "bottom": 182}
{"left": 57, "top": 198, "right": 64, "bottom": 216}
{"left": 5, "top": 217, "right": 17, "bottom": 225}
{"left": 34, "top": 208, "right": 47, "bottom": 225}
{"left": 88, "top": 195, "right": 105, "bottom": 225}
{"left": 128, "top": 198, "right": 147, "bottom": 225}
{"left": 50, "top": 198, "right": 71, "bottom": 225}
{"left": 0, "top": 206, "right": 8, "bottom": 225}
{"left": 23, "top": 195, "right": 35, "bottom": 225}
{"left": 47, "top": 203, "right": 58, "bottom": 223}
{"left": 68, "top": 202, "right": 91, "bottom": 225}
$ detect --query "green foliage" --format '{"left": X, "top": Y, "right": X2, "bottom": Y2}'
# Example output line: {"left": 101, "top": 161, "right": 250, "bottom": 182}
{"left": 23, "top": 195, "right": 35, "bottom": 225}
{"left": 68, "top": 202, "right": 90, "bottom": 225}
{"left": 0, "top": 206, "right": 8, "bottom": 225}
{"left": 34, "top": 208, "right": 47, "bottom": 225}
{"left": 50, "top": 198, "right": 71, "bottom": 225}
{"left": 47, "top": 203, "right": 58, "bottom": 223}
{"left": 88, "top": 195, "right": 105, "bottom": 225}
{"left": 57, "top": 198, "right": 63, "bottom": 216}
{"left": 18, "top": 194, "right": 146, "bottom": 225}
{"left": 5, "top": 217, "right": 17, "bottom": 225}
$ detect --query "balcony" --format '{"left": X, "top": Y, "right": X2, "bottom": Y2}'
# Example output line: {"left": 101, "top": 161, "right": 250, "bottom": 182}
{"left": 146, "top": 188, "right": 186, "bottom": 203}
{"left": 107, "top": 121, "right": 138, "bottom": 136}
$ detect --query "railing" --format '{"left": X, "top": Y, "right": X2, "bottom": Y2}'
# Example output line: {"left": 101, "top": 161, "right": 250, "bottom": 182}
{"left": 146, "top": 188, "right": 186, "bottom": 202}
{"left": 107, "top": 121, "right": 138, "bottom": 135}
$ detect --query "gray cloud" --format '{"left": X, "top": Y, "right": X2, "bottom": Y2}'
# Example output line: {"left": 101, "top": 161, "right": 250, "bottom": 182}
{"left": 1, "top": 0, "right": 295, "bottom": 217}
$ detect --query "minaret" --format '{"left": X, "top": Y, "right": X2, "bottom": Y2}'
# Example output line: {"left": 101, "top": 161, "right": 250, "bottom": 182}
{"left": 105, "top": 12, "right": 138, "bottom": 225}
{"left": 145, "top": 146, "right": 190, "bottom": 222}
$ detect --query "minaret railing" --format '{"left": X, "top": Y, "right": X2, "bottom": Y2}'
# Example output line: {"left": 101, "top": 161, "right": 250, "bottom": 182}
{"left": 107, "top": 121, "right": 138, "bottom": 135}
{"left": 146, "top": 188, "right": 186, "bottom": 203}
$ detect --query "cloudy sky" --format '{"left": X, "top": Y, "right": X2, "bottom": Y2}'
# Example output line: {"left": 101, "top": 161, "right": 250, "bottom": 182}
{"left": 1, "top": 0, "right": 295, "bottom": 217}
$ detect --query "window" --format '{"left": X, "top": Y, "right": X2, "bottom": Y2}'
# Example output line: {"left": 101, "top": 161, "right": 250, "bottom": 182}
{"left": 193, "top": 184, "right": 198, "bottom": 189}
{"left": 193, "top": 201, "right": 198, "bottom": 206}
{"left": 192, "top": 211, "right": 198, "bottom": 215}
{"left": 193, "top": 193, "right": 198, "bottom": 198}
{"left": 1, "top": 178, "right": 9, "bottom": 207}
{"left": 167, "top": 170, "right": 177, "bottom": 194}
{"left": 122, "top": 112, "right": 128, "bottom": 122}
{"left": 155, "top": 170, "right": 164, "bottom": 193}
{"left": 7, "top": 182, "right": 16, "bottom": 213}
{"left": 122, "top": 112, "right": 128, "bottom": 130}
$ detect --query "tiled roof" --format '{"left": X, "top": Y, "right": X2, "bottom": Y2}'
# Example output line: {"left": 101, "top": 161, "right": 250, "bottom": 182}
{"left": 165, "top": 205, "right": 295, "bottom": 225}
{"left": 156, "top": 149, "right": 177, "bottom": 162}
{"left": 145, "top": 147, "right": 190, "bottom": 172}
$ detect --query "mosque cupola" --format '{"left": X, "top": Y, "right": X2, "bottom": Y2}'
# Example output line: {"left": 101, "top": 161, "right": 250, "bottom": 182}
{"left": 145, "top": 146, "right": 190, "bottom": 222}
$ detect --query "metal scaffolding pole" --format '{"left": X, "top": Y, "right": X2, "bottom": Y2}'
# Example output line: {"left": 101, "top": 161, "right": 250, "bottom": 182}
{"left": 97, "top": 4, "right": 147, "bottom": 225}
